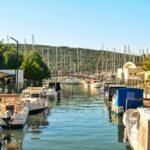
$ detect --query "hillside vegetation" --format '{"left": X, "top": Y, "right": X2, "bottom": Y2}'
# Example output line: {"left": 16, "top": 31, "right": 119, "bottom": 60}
{"left": 17, "top": 44, "right": 142, "bottom": 75}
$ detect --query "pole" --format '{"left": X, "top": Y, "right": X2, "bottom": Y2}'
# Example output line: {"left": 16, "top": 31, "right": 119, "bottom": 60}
{"left": 10, "top": 37, "right": 19, "bottom": 93}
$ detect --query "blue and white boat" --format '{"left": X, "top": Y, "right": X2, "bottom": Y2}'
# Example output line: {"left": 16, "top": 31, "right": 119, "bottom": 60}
{"left": 105, "top": 85, "right": 127, "bottom": 102}
{"left": 111, "top": 88, "right": 143, "bottom": 115}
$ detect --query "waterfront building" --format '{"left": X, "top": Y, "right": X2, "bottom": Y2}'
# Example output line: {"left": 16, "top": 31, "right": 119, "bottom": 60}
{"left": 117, "top": 62, "right": 142, "bottom": 84}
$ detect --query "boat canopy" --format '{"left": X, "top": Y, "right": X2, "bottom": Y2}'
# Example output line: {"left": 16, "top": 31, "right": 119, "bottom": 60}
{"left": 108, "top": 85, "right": 127, "bottom": 101}
{"left": 114, "top": 88, "right": 143, "bottom": 111}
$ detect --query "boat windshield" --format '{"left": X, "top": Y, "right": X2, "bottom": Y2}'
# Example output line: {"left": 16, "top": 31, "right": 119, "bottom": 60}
{"left": 22, "top": 93, "right": 30, "bottom": 98}
{"left": 31, "top": 93, "right": 40, "bottom": 98}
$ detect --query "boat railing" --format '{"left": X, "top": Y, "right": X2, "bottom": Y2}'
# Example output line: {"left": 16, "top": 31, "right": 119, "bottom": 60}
{"left": 126, "top": 98, "right": 150, "bottom": 111}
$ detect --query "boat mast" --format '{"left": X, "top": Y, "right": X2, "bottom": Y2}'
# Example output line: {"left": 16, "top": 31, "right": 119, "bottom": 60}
{"left": 47, "top": 47, "right": 50, "bottom": 69}
{"left": 24, "top": 38, "right": 27, "bottom": 54}
{"left": 77, "top": 48, "right": 79, "bottom": 74}
{"left": 56, "top": 47, "right": 58, "bottom": 74}
{"left": 32, "top": 34, "right": 35, "bottom": 50}
{"left": 61, "top": 48, "right": 63, "bottom": 74}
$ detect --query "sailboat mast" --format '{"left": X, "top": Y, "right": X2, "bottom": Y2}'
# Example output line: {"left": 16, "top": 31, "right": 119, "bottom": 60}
{"left": 56, "top": 47, "right": 58, "bottom": 74}
{"left": 77, "top": 48, "right": 79, "bottom": 74}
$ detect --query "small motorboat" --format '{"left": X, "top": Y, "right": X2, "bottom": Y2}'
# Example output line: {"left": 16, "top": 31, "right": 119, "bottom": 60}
{"left": 105, "top": 85, "right": 127, "bottom": 102}
{"left": 111, "top": 88, "right": 143, "bottom": 115}
{"left": 123, "top": 105, "right": 150, "bottom": 150}
{"left": 21, "top": 87, "right": 49, "bottom": 114}
{"left": 0, "top": 94, "right": 29, "bottom": 128}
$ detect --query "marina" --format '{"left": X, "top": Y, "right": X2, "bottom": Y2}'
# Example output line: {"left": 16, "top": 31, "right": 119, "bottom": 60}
{"left": 0, "top": 85, "right": 132, "bottom": 149}
{"left": 1, "top": 1, "right": 150, "bottom": 149}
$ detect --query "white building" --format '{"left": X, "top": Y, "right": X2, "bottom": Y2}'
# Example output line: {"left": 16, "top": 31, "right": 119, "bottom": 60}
{"left": 117, "top": 62, "right": 143, "bottom": 83}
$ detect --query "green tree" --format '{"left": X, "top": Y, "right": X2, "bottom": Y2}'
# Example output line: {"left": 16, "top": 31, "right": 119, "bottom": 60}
{"left": 20, "top": 50, "right": 50, "bottom": 82}
{"left": 143, "top": 55, "right": 150, "bottom": 71}
{"left": 0, "top": 41, "right": 22, "bottom": 69}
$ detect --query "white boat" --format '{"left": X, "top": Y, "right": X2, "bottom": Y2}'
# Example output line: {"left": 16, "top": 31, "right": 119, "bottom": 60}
{"left": 43, "top": 80, "right": 61, "bottom": 97}
{"left": 21, "top": 87, "right": 49, "bottom": 114}
{"left": 44, "top": 88, "right": 57, "bottom": 99}
{"left": 123, "top": 107, "right": 150, "bottom": 150}
{"left": 90, "top": 80, "right": 101, "bottom": 88}
{"left": 0, "top": 94, "right": 29, "bottom": 128}
{"left": 65, "top": 78, "right": 80, "bottom": 85}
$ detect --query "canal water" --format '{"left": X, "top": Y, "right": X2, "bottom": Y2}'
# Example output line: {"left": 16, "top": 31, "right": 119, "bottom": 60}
{"left": 0, "top": 84, "right": 131, "bottom": 150}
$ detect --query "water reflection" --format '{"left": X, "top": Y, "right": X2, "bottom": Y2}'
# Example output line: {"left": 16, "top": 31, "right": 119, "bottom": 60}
{"left": 27, "top": 109, "right": 50, "bottom": 130}
{"left": 1, "top": 125, "right": 28, "bottom": 150}
{"left": 5, "top": 84, "right": 133, "bottom": 150}
{"left": 61, "top": 84, "right": 82, "bottom": 99}
{"left": 104, "top": 100, "right": 132, "bottom": 149}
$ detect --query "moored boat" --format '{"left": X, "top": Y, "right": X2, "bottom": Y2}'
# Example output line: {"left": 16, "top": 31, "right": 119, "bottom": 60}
{"left": 21, "top": 87, "right": 49, "bottom": 114}
{"left": 123, "top": 105, "right": 150, "bottom": 150}
{"left": 0, "top": 94, "right": 29, "bottom": 128}
{"left": 43, "top": 80, "right": 61, "bottom": 97}
{"left": 105, "top": 85, "right": 127, "bottom": 102}
{"left": 111, "top": 88, "right": 143, "bottom": 115}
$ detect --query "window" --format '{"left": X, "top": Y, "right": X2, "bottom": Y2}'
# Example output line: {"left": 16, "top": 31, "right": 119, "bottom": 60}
{"left": 22, "top": 93, "right": 30, "bottom": 98}
{"left": 127, "top": 92, "right": 135, "bottom": 98}
{"left": 31, "top": 93, "right": 39, "bottom": 98}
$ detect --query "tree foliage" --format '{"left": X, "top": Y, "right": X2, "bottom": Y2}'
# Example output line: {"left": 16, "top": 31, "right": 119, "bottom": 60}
{"left": 143, "top": 55, "right": 150, "bottom": 71}
{"left": 0, "top": 41, "right": 22, "bottom": 69}
{"left": 20, "top": 50, "right": 50, "bottom": 81}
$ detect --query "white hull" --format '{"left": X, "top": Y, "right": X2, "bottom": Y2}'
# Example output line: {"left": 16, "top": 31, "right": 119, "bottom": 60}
{"left": 123, "top": 108, "right": 150, "bottom": 150}
{"left": 0, "top": 107, "right": 29, "bottom": 127}
{"left": 21, "top": 87, "right": 50, "bottom": 114}
{"left": 45, "top": 89, "right": 57, "bottom": 99}
{"left": 23, "top": 98, "right": 49, "bottom": 113}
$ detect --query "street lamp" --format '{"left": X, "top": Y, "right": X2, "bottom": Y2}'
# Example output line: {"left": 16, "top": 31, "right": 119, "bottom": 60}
{"left": 10, "top": 37, "right": 19, "bottom": 93}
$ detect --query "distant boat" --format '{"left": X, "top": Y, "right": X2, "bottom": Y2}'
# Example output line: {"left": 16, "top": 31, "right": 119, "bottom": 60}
{"left": 0, "top": 94, "right": 29, "bottom": 128}
{"left": 21, "top": 87, "right": 49, "bottom": 114}
{"left": 43, "top": 80, "right": 61, "bottom": 97}
{"left": 111, "top": 88, "right": 143, "bottom": 114}
{"left": 65, "top": 78, "right": 80, "bottom": 85}
{"left": 90, "top": 79, "right": 101, "bottom": 88}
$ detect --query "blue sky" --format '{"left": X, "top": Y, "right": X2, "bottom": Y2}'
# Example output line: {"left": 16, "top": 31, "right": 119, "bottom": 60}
{"left": 1, "top": 0, "right": 150, "bottom": 53}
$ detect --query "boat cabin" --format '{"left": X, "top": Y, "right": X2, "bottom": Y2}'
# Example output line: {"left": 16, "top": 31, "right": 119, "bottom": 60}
{"left": 105, "top": 85, "right": 127, "bottom": 102}
{"left": 112, "top": 88, "right": 143, "bottom": 114}
{"left": 22, "top": 88, "right": 45, "bottom": 101}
